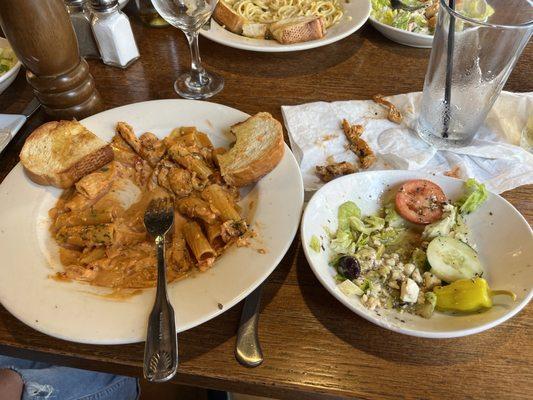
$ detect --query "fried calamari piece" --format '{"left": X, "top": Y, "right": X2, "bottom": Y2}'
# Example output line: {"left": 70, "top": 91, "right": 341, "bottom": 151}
{"left": 341, "top": 119, "right": 364, "bottom": 142}
{"left": 315, "top": 161, "right": 357, "bottom": 182}
{"left": 372, "top": 94, "right": 403, "bottom": 124}
{"left": 444, "top": 165, "right": 461, "bottom": 178}
{"left": 341, "top": 119, "right": 376, "bottom": 169}
{"left": 350, "top": 137, "right": 376, "bottom": 169}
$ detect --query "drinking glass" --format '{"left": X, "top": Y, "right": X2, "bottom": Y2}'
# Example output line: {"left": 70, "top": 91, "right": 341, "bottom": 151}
{"left": 151, "top": 0, "right": 223, "bottom": 99}
{"left": 136, "top": 0, "right": 169, "bottom": 27}
{"left": 416, "top": 0, "right": 533, "bottom": 148}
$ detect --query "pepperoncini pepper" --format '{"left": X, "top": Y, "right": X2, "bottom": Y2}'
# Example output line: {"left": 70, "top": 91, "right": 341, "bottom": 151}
{"left": 433, "top": 277, "right": 516, "bottom": 313}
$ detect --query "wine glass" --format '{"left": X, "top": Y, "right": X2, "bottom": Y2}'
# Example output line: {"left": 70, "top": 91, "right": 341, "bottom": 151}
{"left": 151, "top": 0, "right": 223, "bottom": 99}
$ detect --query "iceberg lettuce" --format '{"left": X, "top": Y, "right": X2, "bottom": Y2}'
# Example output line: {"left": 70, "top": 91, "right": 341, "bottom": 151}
{"left": 337, "top": 201, "right": 361, "bottom": 233}
{"left": 349, "top": 215, "right": 385, "bottom": 235}
{"left": 422, "top": 204, "right": 457, "bottom": 240}
{"left": 456, "top": 178, "right": 488, "bottom": 214}
{"left": 384, "top": 203, "right": 405, "bottom": 228}
{"left": 309, "top": 235, "right": 321, "bottom": 253}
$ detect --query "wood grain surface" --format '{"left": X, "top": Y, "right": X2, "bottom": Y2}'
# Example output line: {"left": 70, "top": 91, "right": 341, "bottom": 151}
{"left": 0, "top": 5, "right": 532, "bottom": 399}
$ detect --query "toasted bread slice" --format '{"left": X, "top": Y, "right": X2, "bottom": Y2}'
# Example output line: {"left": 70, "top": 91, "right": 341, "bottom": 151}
{"left": 270, "top": 17, "right": 325, "bottom": 44}
{"left": 242, "top": 23, "right": 268, "bottom": 39}
{"left": 217, "top": 113, "right": 285, "bottom": 187}
{"left": 213, "top": 1, "right": 246, "bottom": 34}
{"left": 20, "top": 120, "right": 113, "bottom": 188}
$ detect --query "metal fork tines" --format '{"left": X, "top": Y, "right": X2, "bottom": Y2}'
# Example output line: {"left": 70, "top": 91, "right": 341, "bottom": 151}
{"left": 390, "top": 0, "right": 426, "bottom": 12}
{"left": 143, "top": 197, "right": 178, "bottom": 382}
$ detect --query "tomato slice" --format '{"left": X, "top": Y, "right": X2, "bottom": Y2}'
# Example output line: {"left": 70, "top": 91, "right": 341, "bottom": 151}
{"left": 395, "top": 179, "right": 447, "bottom": 224}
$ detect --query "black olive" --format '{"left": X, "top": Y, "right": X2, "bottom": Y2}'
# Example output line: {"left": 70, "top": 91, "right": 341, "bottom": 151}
{"left": 337, "top": 256, "right": 361, "bottom": 280}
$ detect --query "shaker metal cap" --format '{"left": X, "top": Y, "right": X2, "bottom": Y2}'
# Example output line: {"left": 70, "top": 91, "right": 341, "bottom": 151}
{"left": 65, "top": 0, "right": 85, "bottom": 5}
{"left": 90, "top": 0, "right": 119, "bottom": 12}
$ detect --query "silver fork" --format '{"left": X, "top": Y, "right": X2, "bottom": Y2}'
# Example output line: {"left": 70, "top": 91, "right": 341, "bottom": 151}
{"left": 143, "top": 197, "right": 178, "bottom": 382}
{"left": 390, "top": 0, "right": 426, "bottom": 11}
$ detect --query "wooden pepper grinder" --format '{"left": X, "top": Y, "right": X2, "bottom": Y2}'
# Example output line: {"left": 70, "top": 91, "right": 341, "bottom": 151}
{"left": 0, "top": 0, "right": 103, "bottom": 119}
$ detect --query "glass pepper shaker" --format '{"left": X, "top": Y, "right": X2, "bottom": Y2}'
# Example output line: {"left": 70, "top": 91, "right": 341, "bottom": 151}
{"left": 65, "top": 0, "right": 100, "bottom": 59}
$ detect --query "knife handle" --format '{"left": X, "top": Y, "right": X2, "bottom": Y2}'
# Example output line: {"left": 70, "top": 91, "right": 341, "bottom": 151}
{"left": 235, "top": 285, "right": 264, "bottom": 367}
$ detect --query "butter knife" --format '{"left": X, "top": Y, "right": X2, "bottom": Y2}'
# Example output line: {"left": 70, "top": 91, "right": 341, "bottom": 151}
{"left": 235, "top": 285, "right": 264, "bottom": 367}
{"left": 0, "top": 98, "right": 41, "bottom": 153}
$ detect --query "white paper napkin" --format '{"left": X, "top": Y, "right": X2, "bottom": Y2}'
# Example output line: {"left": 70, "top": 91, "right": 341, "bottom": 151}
{"left": 281, "top": 91, "right": 533, "bottom": 194}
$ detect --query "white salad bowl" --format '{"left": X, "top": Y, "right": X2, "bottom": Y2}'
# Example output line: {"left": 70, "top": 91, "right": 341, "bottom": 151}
{"left": 369, "top": 17, "right": 433, "bottom": 48}
{"left": 301, "top": 170, "right": 533, "bottom": 338}
{"left": 0, "top": 38, "right": 22, "bottom": 95}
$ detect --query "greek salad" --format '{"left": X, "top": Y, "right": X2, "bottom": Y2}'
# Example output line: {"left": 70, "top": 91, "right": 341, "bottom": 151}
{"left": 0, "top": 46, "right": 17, "bottom": 77}
{"left": 309, "top": 178, "right": 515, "bottom": 319}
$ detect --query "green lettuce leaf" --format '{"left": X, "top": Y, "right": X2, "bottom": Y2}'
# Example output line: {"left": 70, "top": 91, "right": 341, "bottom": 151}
{"left": 422, "top": 204, "right": 457, "bottom": 239}
{"left": 330, "top": 230, "right": 356, "bottom": 255}
{"left": 384, "top": 203, "right": 405, "bottom": 228}
{"left": 337, "top": 201, "right": 361, "bottom": 233}
{"left": 456, "top": 178, "right": 488, "bottom": 214}
{"left": 349, "top": 215, "right": 385, "bottom": 235}
{"left": 309, "top": 235, "right": 321, "bottom": 253}
{"left": 459, "top": 0, "right": 495, "bottom": 22}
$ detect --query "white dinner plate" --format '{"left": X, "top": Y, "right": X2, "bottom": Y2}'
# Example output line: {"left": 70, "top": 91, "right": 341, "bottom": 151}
{"left": 301, "top": 171, "right": 532, "bottom": 338}
{"left": 0, "top": 100, "right": 304, "bottom": 344}
{"left": 200, "top": 0, "right": 371, "bottom": 52}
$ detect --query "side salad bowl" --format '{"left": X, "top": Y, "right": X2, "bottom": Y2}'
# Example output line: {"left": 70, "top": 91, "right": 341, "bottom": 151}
{"left": 301, "top": 170, "right": 533, "bottom": 338}
{"left": 369, "top": 17, "right": 433, "bottom": 48}
{"left": 0, "top": 37, "right": 21, "bottom": 95}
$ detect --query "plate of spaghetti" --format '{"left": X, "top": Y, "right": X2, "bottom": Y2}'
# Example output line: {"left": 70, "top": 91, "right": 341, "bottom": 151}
{"left": 201, "top": 0, "right": 371, "bottom": 51}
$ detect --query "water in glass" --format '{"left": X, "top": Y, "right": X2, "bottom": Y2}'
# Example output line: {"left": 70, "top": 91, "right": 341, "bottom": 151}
{"left": 416, "top": 0, "right": 533, "bottom": 148}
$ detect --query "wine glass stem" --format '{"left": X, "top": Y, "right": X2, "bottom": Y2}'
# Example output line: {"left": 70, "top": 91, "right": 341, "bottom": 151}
{"left": 184, "top": 31, "right": 207, "bottom": 87}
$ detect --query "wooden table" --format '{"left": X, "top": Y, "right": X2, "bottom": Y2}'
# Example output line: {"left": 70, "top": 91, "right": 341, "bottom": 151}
{"left": 1, "top": 6, "right": 532, "bottom": 399}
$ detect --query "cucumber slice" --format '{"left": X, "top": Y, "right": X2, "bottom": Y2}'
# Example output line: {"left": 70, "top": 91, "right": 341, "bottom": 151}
{"left": 427, "top": 236, "right": 484, "bottom": 283}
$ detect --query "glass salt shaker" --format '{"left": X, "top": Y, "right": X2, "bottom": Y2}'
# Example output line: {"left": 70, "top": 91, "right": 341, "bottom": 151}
{"left": 89, "top": 0, "right": 140, "bottom": 68}
{"left": 65, "top": 0, "right": 100, "bottom": 58}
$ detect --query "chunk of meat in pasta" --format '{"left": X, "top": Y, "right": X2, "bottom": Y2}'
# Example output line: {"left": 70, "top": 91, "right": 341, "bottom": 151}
{"left": 221, "top": 220, "right": 248, "bottom": 243}
{"left": 116, "top": 122, "right": 142, "bottom": 154}
{"left": 168, "top": 168, "right": 193, "bottom": 198}
{"left": 139, "top": 132, "right": 166, "bottom": 167}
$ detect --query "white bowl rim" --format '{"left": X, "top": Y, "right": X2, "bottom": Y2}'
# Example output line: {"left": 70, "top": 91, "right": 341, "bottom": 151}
{"left": 0, "top": 37, "right": 22, "bottom": 84}
{"left": 301, "top": 170, "right": 533, "bottom": 339}
{"left": 369, "top": 16, "right": 434, "bottom": 40}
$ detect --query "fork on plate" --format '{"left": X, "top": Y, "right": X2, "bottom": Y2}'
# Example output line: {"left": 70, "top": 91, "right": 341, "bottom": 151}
{"left": 143, "top": 197, "right": 178, "bottom": 382}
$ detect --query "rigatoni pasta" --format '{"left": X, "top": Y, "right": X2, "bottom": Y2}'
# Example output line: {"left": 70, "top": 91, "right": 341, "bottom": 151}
{"left": 201, "top": 184, "right": 241, "bottom": 222}
{"left": 176, "top": 196, "right": 218, "bottom": 224}
{"left": 50, "top": 122, "right": 250, "bottom": 289}
{"left": 205, "top": 222, "right": 224, "bottom": 249}
{"left": 54, "top": 209, "right": 115, "bottom": 229}
{"left": 183, "top": 221, "right": 216, "bottom": 268}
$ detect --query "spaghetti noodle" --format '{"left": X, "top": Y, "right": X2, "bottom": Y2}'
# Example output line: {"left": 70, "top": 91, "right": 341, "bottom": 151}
{"left": 224, "top": 0, "right": 344, "bottom": 29}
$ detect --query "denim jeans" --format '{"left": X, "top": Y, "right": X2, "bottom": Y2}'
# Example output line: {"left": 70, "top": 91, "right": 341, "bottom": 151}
{"left": 0, "top": 355, "right": 139, "bottom": 400}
